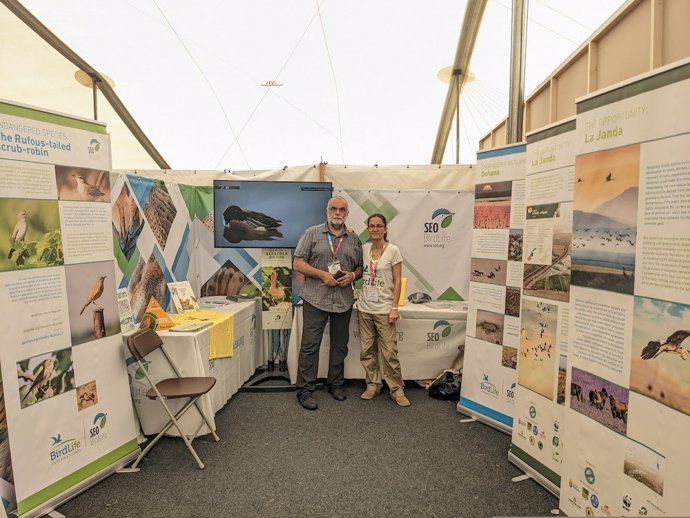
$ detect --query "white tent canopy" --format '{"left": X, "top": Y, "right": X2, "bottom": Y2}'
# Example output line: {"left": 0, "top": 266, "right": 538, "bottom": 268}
{"left": 2, "top": 0, "right": 626, "bottom": 170}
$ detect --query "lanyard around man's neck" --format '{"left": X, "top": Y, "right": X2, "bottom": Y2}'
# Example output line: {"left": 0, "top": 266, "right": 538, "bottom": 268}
{"left": 327, "top": 233, "right": 344, "bottom": 259}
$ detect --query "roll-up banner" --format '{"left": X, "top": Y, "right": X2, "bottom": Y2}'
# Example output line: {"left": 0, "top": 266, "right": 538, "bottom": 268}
{"left": 559, "top": 59, "right": 690, "bottom": 517}
{"left": 508, "top": 119, "right": 576, "bottom": 496}
{"left": 0, "top": 101, "right": 138, "bottom": 517}
{"left": 458, "top": 144, "right": 526, "bottom": 432}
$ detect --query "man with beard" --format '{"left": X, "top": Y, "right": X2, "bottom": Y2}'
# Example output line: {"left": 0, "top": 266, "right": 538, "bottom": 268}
{"left": 293, "top": 196, "right": 363, "bottom": 410}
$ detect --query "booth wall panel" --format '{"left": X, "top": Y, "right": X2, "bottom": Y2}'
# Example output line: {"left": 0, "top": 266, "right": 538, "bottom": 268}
{"left": 596, "top": 0, "right": 650, "bottom": 90}
{"left": 526, "top": 85, "right": 550, "bottom": 133}
{"left": 663, "top": 0, "right": 690, "bottom": 65}
{"left": 554, "top": 53, "right": 588, "bottom": 121}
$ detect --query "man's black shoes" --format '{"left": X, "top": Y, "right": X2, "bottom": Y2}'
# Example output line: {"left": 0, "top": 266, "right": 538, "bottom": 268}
{"left": 298, "top": 392, "right": 318, "bottom": 410}
{"left": 329, "top": 386, "right": 347, "bottom": 401}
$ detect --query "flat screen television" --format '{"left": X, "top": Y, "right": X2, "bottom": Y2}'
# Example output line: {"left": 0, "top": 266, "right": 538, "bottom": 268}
{"left": 213, "top": 180, "right": 333, "bottom": 248}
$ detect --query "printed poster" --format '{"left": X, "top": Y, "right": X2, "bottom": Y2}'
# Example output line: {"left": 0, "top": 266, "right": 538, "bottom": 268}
{"left": 261, "top": 248, "right": 293, "bottom": 330}
{"left": 559, "top": 60, "right": 690, "bottom": 517}
{"left": 459, "top": 143, "right": 526, "bottom": 432}
{"left": 0, "top": 102, "right": 138, "bottom": 516}
{"left": 508, "top": 119, "right": 576, "bottom": 496}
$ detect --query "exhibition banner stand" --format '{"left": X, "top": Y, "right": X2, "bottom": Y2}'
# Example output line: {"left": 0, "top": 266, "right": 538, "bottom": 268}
{"left": 508, "top": 119, "right": 576, "bottom": 496}
{"left": 0, "top": 101, "right": 138, "bottom": 517}
{"left": 458, "top": 144, "right": 526, "bottom": 432}
{"left": 559, "top": 59, "right": 690, "bottom": 516}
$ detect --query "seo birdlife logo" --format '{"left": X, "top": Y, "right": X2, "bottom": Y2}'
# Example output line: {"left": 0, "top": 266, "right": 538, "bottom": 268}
{"left": 88, "top": 138, "right": 101, "bottom": 155}
{"left": 49, "top": 433, "right": 83, "bottom": 464}
{"left": 426, "top": 320, "right": 452, "bottom": 348}
{"left": 86, "top": 412, "right": 109, "bottom": 446}
{"left": 505, "top": 382, "right": 516, "bottom": 404}
{"left": 423, "top": 208, "right": 454, "bottom": 249}
{"left": 479, "top": 373, "right": 499, "bottom": 398}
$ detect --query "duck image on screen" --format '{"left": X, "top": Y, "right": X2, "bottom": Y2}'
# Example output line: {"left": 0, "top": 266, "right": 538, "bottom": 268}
{"left": 222, "top": 205, "right": 283, "bottom": 243}
{"left": 213, "top": 180, "right": 333, "bottom": 248}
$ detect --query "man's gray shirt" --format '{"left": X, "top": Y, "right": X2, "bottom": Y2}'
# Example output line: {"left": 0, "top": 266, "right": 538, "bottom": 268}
{"left": 294, "top": 222, "right": 363, "bottom": 313}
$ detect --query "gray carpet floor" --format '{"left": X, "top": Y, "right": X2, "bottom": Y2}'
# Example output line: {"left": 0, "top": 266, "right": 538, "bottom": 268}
{"left": 57, "top": 380, "right": 558, "bottom": 517}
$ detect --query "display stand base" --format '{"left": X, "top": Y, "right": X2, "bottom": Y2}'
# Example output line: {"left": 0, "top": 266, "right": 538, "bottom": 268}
{"left": 240, "top": 363, "right": 294, "bottom": 392}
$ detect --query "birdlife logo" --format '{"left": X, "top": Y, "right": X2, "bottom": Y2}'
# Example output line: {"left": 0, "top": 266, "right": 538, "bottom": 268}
{"left": 479, "top": 373, "right": 499, "bottom": 398}
{"left": 426, "top": 320, "right": 452, "bottom": 348}
{"left": 49, "top": 433, "right": 83, "bottom": 464}
{"left": 423, "top": 208, "right": 454, "bottom": 249}
{"left": 86, "top": 412, "right": 109, "bottom": 446}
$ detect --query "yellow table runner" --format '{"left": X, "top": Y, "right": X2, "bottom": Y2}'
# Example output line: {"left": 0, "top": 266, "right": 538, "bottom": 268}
{"left": 170, "top": 309, "right": 234, "bottom": 359}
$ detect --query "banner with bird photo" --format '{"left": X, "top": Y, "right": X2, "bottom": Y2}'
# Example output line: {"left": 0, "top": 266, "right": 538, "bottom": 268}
{"left": 558, "top": 61, "right": 690, "bottom": 517}
{"left": 459, "top": 143, "right": 526, "bottom": 434}
{"left": 0, "top": 101, "right": 138, "bottom": 517}
{"left": 261, "top": 249, "right": 293, "bottom": 330}
{"left": 507, "top": 119, "right": 576, "bottom": 498}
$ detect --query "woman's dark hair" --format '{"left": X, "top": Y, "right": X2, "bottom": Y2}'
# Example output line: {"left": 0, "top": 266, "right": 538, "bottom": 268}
{"left": 367, "top": 213, "right": 388, "bottom": 241}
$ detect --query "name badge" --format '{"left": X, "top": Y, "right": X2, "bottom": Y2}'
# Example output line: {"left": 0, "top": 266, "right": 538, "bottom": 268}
{"left": 328, "top": 261, "right": 342, "bottom": 275}
{"left": 365, "top": 286, "right": 379, "bottom": 302}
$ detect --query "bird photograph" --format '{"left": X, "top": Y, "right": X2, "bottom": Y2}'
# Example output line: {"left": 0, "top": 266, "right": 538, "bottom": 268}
{"left": 7, "top": 209, "right": 29, "bottom": 260}
{"left": 66, "top": 262, "right": 121, "bottom": 345}
{"left": 630, "top": 297, "right": 690, "bottom": 416}
{"left": 1, "top": 199, "right": 63, "bottom": 271}
{"left": 143, "top": 180, "right": 177, "bottom": 250}
{"left": 80, "top": 275, "right": 107, "bottom": 315}
{"left": 222, "top": 205, "right": 283, "bottom": 244}
{"left": 55, "top": 166, "right": 111, "bottom": 202}
{"left": 261, "top": 267, "right": 291, "bottom": 310}
{"left": 17, "top": 348, "right": 75, "bottom": 408}
{"left": 128, "top": 254, "right": 167, "bottom": 322}
{"left": 641, "top": 330, "right": 690, "bottom": 361}
{"left": 112, "top": 182, "right": 144, "bottom": 261}
{"left": 200, "top": 260, "right": 260, "bottom": 298}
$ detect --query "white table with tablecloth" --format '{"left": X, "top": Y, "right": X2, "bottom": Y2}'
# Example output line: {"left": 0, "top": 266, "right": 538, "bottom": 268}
{"left": 287, "top": 300, "right": 467, "bottom": 384}
{"left": 124, "top": 298, "right": 263, "bottom": 436}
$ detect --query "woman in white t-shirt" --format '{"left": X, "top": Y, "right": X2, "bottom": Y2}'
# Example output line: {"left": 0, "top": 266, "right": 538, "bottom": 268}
{"left": 357, "top": 214, "right": 410, "bottom": 407}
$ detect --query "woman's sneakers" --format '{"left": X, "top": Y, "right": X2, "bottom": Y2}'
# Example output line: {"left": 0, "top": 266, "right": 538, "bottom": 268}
{"left": 390, "top": 390, "right": 411, "bottom": 407}
{"left": 360, "top": 385, "right": 381, "bottom": 400}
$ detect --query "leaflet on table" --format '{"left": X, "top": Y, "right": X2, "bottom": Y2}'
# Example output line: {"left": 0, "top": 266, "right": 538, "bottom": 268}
{"left": 169, "top": 320, "right": 213, "bottom": 332}
{"left": 168, "top": 280, "right": 200, "bottom": 313}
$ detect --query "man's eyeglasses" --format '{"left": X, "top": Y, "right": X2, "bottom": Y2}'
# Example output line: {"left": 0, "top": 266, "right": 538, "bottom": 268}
{"left": 368, "top": 224, "right": 385, "bottom": 229}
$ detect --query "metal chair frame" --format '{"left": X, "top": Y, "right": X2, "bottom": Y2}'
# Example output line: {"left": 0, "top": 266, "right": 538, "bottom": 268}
{"left": 121, "top": 328, "right": 220, "bottom": 471}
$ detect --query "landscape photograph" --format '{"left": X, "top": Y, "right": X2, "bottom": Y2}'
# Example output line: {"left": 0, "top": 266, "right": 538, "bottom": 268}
{"left": 570, "top": 367, "right": 629, "bottom": 436}
{"left": 572, "top": 144, "right": 639, "bottom": 295}
{"left": 518, "top": 298, "right": 558, "bottom": 399}
{"left": 474, "top": 180, "right": 512, "bottom": 230}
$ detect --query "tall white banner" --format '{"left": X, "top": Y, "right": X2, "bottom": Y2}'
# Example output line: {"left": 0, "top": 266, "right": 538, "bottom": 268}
{"left": 508, "top": 119, "right": 576, "bottom": 495}
{"left": 0, "top": 101, "right": 138, "bottom": 517}
{"left": 559, "top": 60, "right": 690, "bottom": 517}
{"left": 459, "top": 144, "right": 526, "bottom": 431}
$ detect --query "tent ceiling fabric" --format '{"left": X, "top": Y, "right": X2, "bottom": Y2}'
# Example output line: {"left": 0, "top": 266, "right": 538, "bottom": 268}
{"left": 0, "top": 2, "right": 161, "bottom": 169}
{"left": 3, "top": 0, "right": 627, "bottom": 171}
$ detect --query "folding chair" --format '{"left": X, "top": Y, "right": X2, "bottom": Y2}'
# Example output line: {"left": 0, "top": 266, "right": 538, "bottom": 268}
{"left": 122, "top": 328, "right": 220, "bottom": 470}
